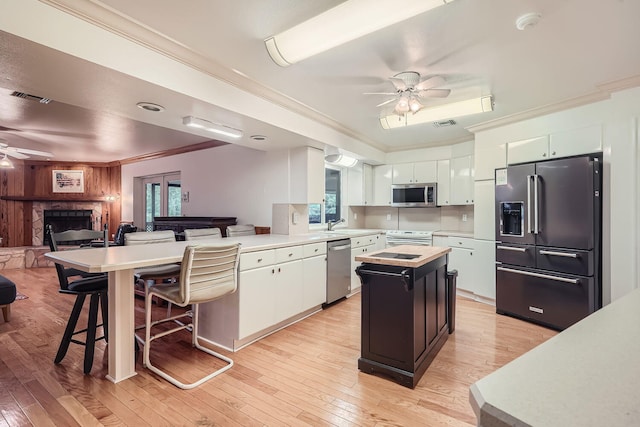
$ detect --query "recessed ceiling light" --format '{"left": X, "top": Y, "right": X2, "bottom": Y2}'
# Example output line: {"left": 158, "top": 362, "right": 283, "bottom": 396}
{"left": 136, "top": 102, "right": 165, "bottom": 112}
{"left": 250, "top": 135, "right": 267, "bottom": 141}
{"left": 516, "top": 13, "right": 541, "bottom": 31}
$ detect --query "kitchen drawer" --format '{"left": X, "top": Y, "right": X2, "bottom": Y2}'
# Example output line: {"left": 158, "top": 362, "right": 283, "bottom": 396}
{"left": 496, "top": 266, "right": 596, "bottom": 330}
{"left": 496, "top": 243, "right": 535, "bottom": 268}
{"left": 240, "top": 249, "right": 275, "bottom": 271}
{"left": 303, "top": 242, "right": 327, "bottom": 257}
{"left": 536, "top": 247, "right": 594, "bottom": 276}
{"left": 352, "top": 235, "right": 378, "bottom": 249}
{"left": 447, "top": 237, "right": 474, "bottom": 249}
{"left": 275, "top": 245, "right": 304, "bottom": 263}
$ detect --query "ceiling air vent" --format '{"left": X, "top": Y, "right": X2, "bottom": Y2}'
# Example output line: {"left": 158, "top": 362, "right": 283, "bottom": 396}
{"left": 10, "top": 91, "right": 52, "bottom": 104}
{"left": 433, "top": 120, "right": 456, "bottom": 128}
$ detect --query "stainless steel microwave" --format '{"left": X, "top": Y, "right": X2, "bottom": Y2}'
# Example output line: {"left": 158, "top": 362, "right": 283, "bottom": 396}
{"left": 391, "top": 183, "right": 437, "bottom": 207}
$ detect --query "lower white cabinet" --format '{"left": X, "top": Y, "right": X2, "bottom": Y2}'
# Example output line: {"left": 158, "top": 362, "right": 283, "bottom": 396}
{"left": 237, "top": 242, "right": 325, "bottom": 340}
{"left": 350, "top": 234, "right": 382, "bottom": 292}
{"left": 447, "top": 237, "right": 475, "bottom": 293}
{"left": 302, "top": 254, "right": 327, "bottom": 310}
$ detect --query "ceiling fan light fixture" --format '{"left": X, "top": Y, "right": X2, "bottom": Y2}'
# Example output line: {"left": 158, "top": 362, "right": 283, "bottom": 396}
{"left": 409, "top": 97, "right": 423, "bottom": 113}
{"left": 265, "top": 0, "right": 455, "bottom": 66}
{"left": 0, "top": 154, "right": 15, "bottom": 169}
{"left": 381, "top": 95, "right": 494, "bottom": 129}
{"left": 325, "top": 153, "right": 358, "bottom": 168}
{"left": 183, "top": 116, "right": 243, "bottom": 139}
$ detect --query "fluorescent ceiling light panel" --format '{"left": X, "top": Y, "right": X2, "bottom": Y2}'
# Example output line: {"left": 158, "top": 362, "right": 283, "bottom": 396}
{"left": 380, "top": 96, "right": 494, "bottom": 129}
{"left": 325, "top": 154, "right": 358, "bottom": 168}
{"left": 265, "top": 0, "right": 454, "bottom": 66}
{"left": 183, "top": 116, "right": 243, "bottom": 139}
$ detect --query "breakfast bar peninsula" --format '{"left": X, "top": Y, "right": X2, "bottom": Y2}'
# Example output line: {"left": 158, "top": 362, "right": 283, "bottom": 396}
{"left": 355, "top": 244, "right": 453, "bottom": 388}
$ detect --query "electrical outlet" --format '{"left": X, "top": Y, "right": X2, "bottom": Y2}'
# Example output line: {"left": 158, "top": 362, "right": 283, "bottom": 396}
{"left": 462, "top": 214, "right": 468, "bottom": 222}
{"left": 386, "top": 214, "right": 392, "bottom": 221}
{"left": 353, "top": 213, "right": 358, "bottom": 220}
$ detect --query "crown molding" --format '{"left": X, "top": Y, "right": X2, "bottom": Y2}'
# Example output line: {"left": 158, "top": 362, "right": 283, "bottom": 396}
{"left": 467, "top": 73, "right": 640, "bottom": 134}
{"left": 38, "top": 0, "right": 384, "bottom": 151}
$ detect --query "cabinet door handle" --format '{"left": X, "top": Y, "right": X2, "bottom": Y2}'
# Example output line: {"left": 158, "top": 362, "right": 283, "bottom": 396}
{"left": 497, "top": 245, "right": 527, "bottom": 253}
{"left": 257, "top": 258, "right": 263, "bottom": 262}
{"left": 497, "top": 266, "right": 579, "bottom": 284}
{"left": 539, "top": 250, "right": 579, "bottom": 258}
{"left": 288, "top": 253, "right": 293, "bottom": 257}
{"left": 278, "top": 267, "right": 281, "bottom": 273}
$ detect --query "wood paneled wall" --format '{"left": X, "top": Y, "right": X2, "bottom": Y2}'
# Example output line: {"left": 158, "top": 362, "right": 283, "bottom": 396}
{"left": 0, "top": 160, "right": 121, "bottom": 247}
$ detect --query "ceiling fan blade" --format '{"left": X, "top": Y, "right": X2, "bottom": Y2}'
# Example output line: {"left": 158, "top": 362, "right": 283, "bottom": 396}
{"left": 415, "top": 75, "right": 446, "bottom": 91}
{"left": 364, "top": 92, "right": 398, "bottom": 95}
{"left": 12, "top": 147, "right": 54, "bottom": 157}
{"left": 0, "top": 148, "right": 29, "bottom": 159}
{"left": 376, "top": 98, "right": 397, "bottom": 108}
{"left": 389, "top": 77, "right": 408, "bottom": 91}
{"left": 418, "top": 88, "right": 451, "bottom": 98}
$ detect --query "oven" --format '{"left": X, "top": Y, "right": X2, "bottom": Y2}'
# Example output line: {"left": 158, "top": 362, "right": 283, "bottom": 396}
{"left": 385, "top": 230, "right": 433, "bottom": 248}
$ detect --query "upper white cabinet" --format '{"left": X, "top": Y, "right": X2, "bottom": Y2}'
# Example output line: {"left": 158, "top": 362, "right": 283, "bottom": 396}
{"left": 507, "top": 135, "right": 550, "bottom": 164}
{"left": 507, "top": 126, "right": 602, "bottom": 165}
{"left": 290, "top": 147, "right": 325, "bottom": 204}
{"left": 372, "top": 164, "right": 393, "bottom": 206}
{"left": 392, "top": 161, "right": 437, "bottom": 184}
{"left": 436, "top": 159, "right": 451, "bottom": 206}
{"left": 450, "top": 155, "right": 474, "bottom": 205}
{"left": 347, "top": 163, "right": 373, "bottom": 206}
{"left": 550, "top": 125, "right": 603, "bottom": 159}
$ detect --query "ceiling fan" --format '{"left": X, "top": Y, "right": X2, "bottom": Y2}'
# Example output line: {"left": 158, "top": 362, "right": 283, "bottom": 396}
{"left": 365, "top": 71, "right": 451, "bottom": 115}
{"left": 0, "top": 140, "right": 53, "bottom": 168}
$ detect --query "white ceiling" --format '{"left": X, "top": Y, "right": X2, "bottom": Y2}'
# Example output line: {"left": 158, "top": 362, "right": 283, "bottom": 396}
{"left": 1, "top": 0, "right": 639, "bottom": 163}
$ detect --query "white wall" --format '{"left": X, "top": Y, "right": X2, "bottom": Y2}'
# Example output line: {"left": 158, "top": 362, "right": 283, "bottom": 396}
{"left": 474, "top": 86, "right": 640, "bottom": 304}
{"left": 121, "top": 144, "right": 291, "bottom": 228}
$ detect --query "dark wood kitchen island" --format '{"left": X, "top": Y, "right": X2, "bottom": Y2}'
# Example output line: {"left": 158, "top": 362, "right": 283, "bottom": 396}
{"left": 355, "top": 244, "right": 452, "bottom": 388}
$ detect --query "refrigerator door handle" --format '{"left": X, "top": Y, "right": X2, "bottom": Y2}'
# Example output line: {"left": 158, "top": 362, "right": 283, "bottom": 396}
{"left": 497, "top": 245, "right": 527, "bottom": 252}
{"left": 533, "top": 174, "right": 539, "bottom": 234}
{"left": 497, "top": 266, "right": 580, "bottom": 284}
{"left": 539, "top": 250, "right": 579, "bottom": 258}
{"left": 526, "top": 175, "right": 533, "bottom": 233}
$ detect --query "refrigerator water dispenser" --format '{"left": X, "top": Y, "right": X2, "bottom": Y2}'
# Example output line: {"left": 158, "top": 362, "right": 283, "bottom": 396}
{"left": 500, "top": 202, "right": 524, "bottom": 236}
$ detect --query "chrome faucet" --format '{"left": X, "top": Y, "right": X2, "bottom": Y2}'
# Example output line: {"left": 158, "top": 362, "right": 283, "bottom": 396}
{"left": 327, "top": 218, "right": 345, "bottom": 231}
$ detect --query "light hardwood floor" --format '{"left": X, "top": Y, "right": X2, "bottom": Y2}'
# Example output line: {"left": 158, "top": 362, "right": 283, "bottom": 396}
{"left": 0, "top": 267, "right": 556, "bottom": 426}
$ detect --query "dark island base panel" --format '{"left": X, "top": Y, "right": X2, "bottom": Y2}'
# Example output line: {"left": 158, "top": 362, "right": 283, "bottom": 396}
{"left": 358, "top": 331, "right": 449, "bottom": 389}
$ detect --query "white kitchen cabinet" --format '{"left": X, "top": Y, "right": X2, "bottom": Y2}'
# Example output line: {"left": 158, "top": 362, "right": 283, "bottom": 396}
{"left": 392, "top": 161, "right": 437, "bottom": 184}
{"left": 475, "top": 144, "right": 507, "bottom": 181}
{"left": 446, "top": 237, "right": 475, "bottom": 293}
{"left": 451, "top": 155, "right": 474, "bottom": 205}
{"left": 550, "top": 125, "right": 602, "bottom": 158}
{"left": 290, "top": 146, "right": 325, "bottom": 204}
{"left": 273, "top": 259, "right": 304, "bottom": 324}
{"left": 507, "top": 135, "right": 550, "bottom": 164}
{"left": 302, "top": 254, "right": 327, "bottom": 310}
{"left": 436, "top": 159, "right": 451, "bottom": 206}
{"left": 373, "top": 164, "right": 393, "bottom": 206}
{"left": 347, "top": 163, "right": 373, "bottom": 206}
{"left": 473, "top": 239, "right": 496, "bottom": 300}
{"left": 351, "top": 234, "right": 379, "bottom": 292}
{"left": 432, "top": 235, "right": 448, "bottom": 248}
{"left": 473, "top": 180, "right": 496, "bottom": 241}
{"left": 238, "top": 264, "right": 277, "bottom": 339}
{"left": 508, "top": 127, "right": 602, "bottom": 165}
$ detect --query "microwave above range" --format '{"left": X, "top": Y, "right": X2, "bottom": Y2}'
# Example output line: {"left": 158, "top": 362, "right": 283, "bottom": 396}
{"left": 391, "top": 183, "right": 437, "bottom": 207}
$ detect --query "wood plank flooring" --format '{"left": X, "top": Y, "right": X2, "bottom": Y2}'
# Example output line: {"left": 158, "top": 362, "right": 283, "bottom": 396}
{"left": 0, "top": 267, "right": 557, "bottom": 426}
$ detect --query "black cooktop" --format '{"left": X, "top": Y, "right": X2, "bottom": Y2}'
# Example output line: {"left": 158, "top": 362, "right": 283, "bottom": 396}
{"left": 373, "top": 252, "right": 421, "bottom": 260}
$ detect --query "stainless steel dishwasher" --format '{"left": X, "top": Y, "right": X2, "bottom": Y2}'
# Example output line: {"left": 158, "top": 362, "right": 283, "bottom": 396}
{"left": 326, "top": 239, "right": 352, "bottom": 305}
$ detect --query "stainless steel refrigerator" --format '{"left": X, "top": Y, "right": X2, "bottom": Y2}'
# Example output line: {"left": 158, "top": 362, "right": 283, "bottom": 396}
{"left": 494, "top": 153, "right": 602, "bottom": 330}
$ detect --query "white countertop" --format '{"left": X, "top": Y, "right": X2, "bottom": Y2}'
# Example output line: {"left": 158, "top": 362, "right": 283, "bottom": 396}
{"left": 470, "top": 288, "right": 640, "bottom": 427}
{"left": 433, "top": 230, "right": 474, "bottom": 238}
{"left": 45, "top": 230, "right": 385, "bottom": 273}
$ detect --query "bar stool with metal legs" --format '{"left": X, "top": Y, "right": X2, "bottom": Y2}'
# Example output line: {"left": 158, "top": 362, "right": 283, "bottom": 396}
{"left": 48, "top": 225, "right": 109, "bottom": 374}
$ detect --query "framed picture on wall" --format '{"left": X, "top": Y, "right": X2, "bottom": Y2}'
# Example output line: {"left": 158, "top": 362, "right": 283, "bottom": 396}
{"left": 52, "top": 170, "right": 84, "bottom": 193}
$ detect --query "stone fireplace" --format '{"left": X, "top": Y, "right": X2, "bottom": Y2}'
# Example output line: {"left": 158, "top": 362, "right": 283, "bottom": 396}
{"left": 32, "top": 202, "right": 104, "bottom": 246}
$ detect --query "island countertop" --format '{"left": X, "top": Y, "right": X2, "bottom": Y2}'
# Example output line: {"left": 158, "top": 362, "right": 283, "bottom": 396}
{"left": 470, "top": 287, "right": 640, "bottom": 427}
{"left": 355, "top": 244, "right": 451, "bottom": 268}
